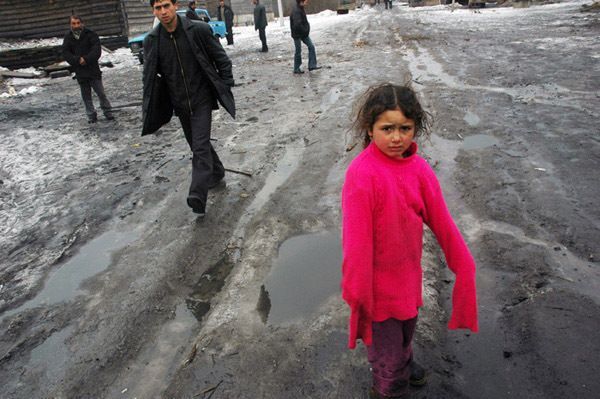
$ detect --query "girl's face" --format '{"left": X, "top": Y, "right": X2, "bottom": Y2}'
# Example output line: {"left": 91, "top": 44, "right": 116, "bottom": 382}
{"left": 368, "top": 109, "right": 416, "bottom": 159}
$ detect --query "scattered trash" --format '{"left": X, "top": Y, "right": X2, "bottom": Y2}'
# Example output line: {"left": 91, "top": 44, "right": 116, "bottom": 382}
{"left": 183, "top": 344, "right": 197, "bottom": 366}
{"left": 240, "top": 192, "right": 249, "bottom": 198}
{"left": 534, "top": 167, "right": 546, "bottom": 172}
{"left": 353, "top": 40, "right": 368, "bottom": 48}
{"left": 121, "top": 388, "right": 128, "bottom": 394}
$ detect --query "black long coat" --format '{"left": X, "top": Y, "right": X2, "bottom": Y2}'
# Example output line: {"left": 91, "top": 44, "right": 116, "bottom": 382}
{"left": 253, "top": 3, "right": 268, "bottom": 31}
{"left": 62, "top": 27, "right": 102, "bottom": 81}
{"left": 290, "top": 4, "right": 310, "bottom": 39}
{"left": 141, "top": 17, "right": 235, "bottom": 136}
{"left": 217, "top": 4, "right": 234, "bottom": 29}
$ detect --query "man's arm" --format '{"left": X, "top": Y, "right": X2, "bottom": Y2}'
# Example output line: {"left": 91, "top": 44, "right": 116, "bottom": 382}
{"left": 62, "top": 35, "right": 79, "bottom": 66}
{"left": 83, "top": 31, "right": 102, "bottom": 65}
{"left": 196, "top": 24, "right": 234, "bottom": 86}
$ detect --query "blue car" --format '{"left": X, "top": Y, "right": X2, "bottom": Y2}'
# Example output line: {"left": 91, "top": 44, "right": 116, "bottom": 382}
{"left": 128, "top": 8, "right": 227, "bottom": 64}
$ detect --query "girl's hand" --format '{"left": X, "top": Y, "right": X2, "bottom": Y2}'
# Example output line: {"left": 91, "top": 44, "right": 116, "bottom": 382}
{"left": 349, "top": 304, "right": 373, "bottom": 348}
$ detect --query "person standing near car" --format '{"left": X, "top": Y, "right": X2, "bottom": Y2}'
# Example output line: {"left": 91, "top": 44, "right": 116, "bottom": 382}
{"left": 252, "top": 0, "right": 268, "bottom": 52}
{"left": 290, "top": 0, "right": 320, "bottom": 74}
{"left": 185, "top": 0, "right": 201, "bottom": 20}
{"left": 217, "top": 0, "right": 234, "bottom": 46}
{"left": 141, "top": 0, "right": 235, "bottom": 216}
{"left": 62, "top": 15, "right": 114, "bottom": 123}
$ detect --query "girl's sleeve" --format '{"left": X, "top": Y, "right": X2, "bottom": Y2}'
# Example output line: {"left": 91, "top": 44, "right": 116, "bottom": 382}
{"left": 421, "top": 165, "right": 479, "bottom": 333}
{"left": 341, "top": 168, "right": 375, "bottom": 349}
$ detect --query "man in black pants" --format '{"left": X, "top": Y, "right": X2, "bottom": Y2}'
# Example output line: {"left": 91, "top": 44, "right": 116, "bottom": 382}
{"left": 217, "top": 0, "right": 235, "bottom": 45}
{"left": 62, "top": 15, "right": 114, "bottom": 123}
{"left": 141, "top": 0, "right": 235, "bottom": 216}
{"left": 252, "top": 0, "right": 268, "bottom": 52}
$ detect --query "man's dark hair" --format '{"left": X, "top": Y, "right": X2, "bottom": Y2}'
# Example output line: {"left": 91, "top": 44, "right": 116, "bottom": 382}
{"left": 150, "top": 0, "right": 176, "bottom": 7}
{"left": 189, "top": 0, "right": 195, "bottom": 5}
{"left": 70, "top": 15, "right": 83, "bottom": 23}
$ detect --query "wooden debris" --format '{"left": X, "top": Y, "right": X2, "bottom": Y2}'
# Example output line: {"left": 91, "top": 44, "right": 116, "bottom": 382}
{"left": 224, "top": 167, "right": 253, "bottom": 177}
{"left": 0, "top": 70, "right": 43, "bottom": 79}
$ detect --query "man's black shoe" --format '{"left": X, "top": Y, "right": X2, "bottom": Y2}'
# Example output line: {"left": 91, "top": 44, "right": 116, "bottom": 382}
{"left": 187, "top": 196, "right": 206, "bottom": 217}
{"left": 104, "top": 112, "right": 115, "bottom": 121}
{"left": 308, "top": 66, "right": 322, "bottom": 71}
{"left": 88, "top": 117, "right": 98, "bottom": 124}
{"left": 293, "top": 69, "right": 304, "bottom": 74}
{"left": 409, "top": 360, "right": 427, "bottom": 387}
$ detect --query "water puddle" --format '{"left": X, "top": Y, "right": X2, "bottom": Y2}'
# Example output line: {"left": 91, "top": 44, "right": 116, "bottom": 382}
{"left": 1, "top": 229, "right": 140, "bottom": 323}
{"left": 29, "top": 325, "right": 74, "bottom": 384}
{"left": 463, "top": 111, "right": 481, "bottom": 127}
{"left": 258, "top": 231, "right": 342, "bottom": 325}
{"left": 462, "top": 134, "right": 499, "bottom": 150}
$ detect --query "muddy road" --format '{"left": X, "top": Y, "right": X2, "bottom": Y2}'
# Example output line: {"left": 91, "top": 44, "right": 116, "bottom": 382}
{"left": 1, "top": 2, "right": 599, "bottom": 398}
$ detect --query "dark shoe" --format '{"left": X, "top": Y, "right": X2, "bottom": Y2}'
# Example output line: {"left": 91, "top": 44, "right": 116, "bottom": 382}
{"left": 186, "top": 195, "right": 206, "bottom": 217}
{"left": 261, "top": 47, "right": 268, "bottom": 52}
{"left": 88, "top": 116, "right": 98, "bottom": 124}
{"left": 104, "top": 112, "right": 115, "bottom": 121}
{"left": 409, "top": 360, "right": 427, "bottom": 387}
{"left": 293, "top": 69, "right": 304, "bottom": 74}
{"left": 308, "top": 66, "right": 322, "bottom": 71}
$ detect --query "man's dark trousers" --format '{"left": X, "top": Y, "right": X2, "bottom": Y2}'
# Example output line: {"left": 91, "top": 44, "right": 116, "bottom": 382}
{"left": 79, "top": 78, "right": 112, "bottom": 120}
{"left": 179, "top": 100, "right": 225, "bottom": 210}
{"left": 258, "top": 27, "right": 267, "bottom": 51}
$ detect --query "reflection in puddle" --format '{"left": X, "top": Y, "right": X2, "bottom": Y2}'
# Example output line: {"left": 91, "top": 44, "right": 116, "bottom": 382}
{"left": 463, "top": 134, "right": 499, "bottom": 150}
{"left": 1, "top": 230, "right": 140, "bottom": 323}
{"left": 260, "top": 231, "right": 341, "bottom": 325}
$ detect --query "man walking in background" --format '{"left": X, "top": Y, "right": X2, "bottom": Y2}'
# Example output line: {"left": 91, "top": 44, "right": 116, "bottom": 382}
{"left": 62, "top": 15, "right": 114, "bottom": 123}
{"left": 141, "top": 0, "right": 235, "bottom": 216}
{"left": 290, "top": 0, "right": 321, "bottom": 74}
{"left": 252, "top": 0, "right": 268, "bottom": 52}
{"left": 217, "top": 0, "right": 235, "bottom": 45}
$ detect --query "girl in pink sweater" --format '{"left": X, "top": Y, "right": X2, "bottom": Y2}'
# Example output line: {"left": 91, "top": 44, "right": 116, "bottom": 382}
{"left": 341, "top": 84, "right": 478, "bottom": 398}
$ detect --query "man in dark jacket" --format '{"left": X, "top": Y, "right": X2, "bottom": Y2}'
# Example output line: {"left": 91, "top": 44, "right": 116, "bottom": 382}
{"left": 252, "top": 0, "right": 268, "bottom": 52}
{"left": 62, "top": 15, "right": 114, "bottom": 123}
{"left": 142, "top": 0, "right": 235, "bottom": 216}
{"left": 217, "top": 0, "right": 234, "bottom": 45}
{"left": 185, "top": 1, "right": 200, "bottom": 20}
{"left": 290, "top": 0, "right": 320, "bottom": 74}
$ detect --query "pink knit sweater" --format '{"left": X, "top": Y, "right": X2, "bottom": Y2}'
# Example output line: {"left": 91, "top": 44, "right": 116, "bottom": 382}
{"left": 341, "top": 142, "right": 478, "bottom": 349}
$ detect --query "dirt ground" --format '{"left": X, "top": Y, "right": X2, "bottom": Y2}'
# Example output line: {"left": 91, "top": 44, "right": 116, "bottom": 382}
{"left": 0, "top": 2, "right": 599, "bottom": 398}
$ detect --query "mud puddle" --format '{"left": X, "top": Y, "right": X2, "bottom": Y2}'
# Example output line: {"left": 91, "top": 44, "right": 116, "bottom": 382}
{"left": 258, "top": 231, "right": 341, "bottom": 325}
{"left": 0, "top": 229, "right": 140, "bottom": 324}
{"left": 462, "top": 134, "right": 499, "bottom": 150}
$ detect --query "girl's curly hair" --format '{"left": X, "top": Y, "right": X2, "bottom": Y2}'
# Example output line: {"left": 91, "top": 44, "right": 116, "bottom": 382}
{"left": 351, "top": 83, "right": 431, "bottom": 148}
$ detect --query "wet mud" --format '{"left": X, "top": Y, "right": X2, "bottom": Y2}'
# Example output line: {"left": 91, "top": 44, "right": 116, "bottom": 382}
{"left": 1, "top": 2, "right": 599, "bottom": 398}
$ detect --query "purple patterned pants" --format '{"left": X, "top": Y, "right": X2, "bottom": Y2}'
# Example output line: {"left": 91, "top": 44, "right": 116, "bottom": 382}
{"left": 367, "top": 317, "right": 418, "bottom": 397}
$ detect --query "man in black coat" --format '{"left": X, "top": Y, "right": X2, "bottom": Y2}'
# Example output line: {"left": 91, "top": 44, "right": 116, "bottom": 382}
{"left": 62, "top": 15, "right": 114, "bottom": 123}
{"left": 185, "top": 1, "right": 200, "bottom": 20}
{"left": 142, "top": 0, "right": 235, "bottom": 216}
{"left": 217, "top": 0, "right": 235, "bottom": 45}
{"left": 290, "top": 0, "right": 320, "bottom": 74}
{"left": 252, "top": 0, "right": 268, "bottom": 52}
